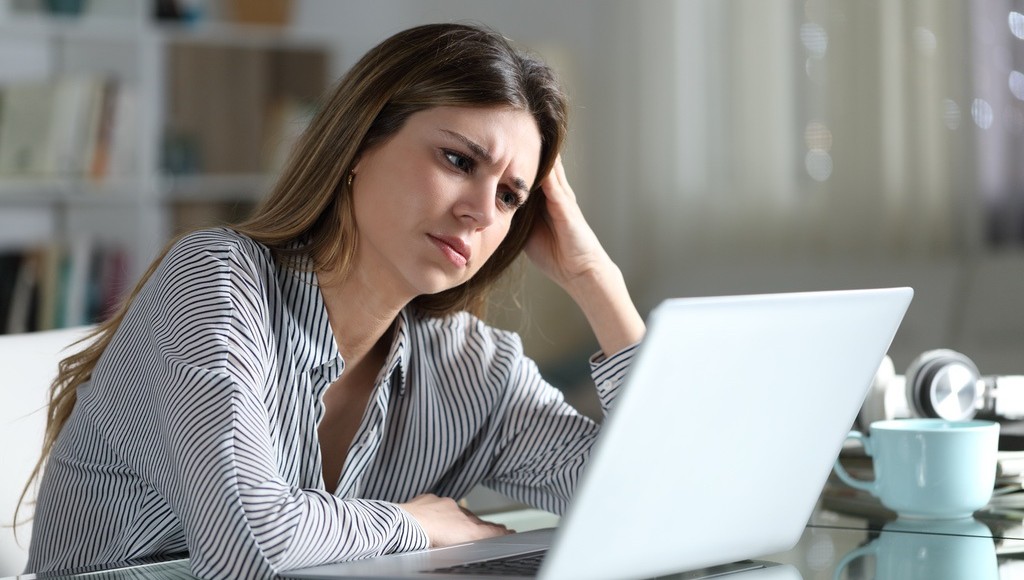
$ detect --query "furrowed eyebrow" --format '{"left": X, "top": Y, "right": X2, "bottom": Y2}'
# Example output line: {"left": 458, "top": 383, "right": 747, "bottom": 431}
{"left": 441, "top": 129, "right": 531, "bottom": 197}
{"left": 511, "top": 177, "right": 530, "bottom": 195}
{"left": 441, "top": 129, "right": 493, "bottom": 164}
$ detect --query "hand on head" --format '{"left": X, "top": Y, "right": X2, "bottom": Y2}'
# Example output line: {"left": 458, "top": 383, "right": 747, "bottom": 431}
{"left": 525, "top": 156, "right": 612, "bottom": 293}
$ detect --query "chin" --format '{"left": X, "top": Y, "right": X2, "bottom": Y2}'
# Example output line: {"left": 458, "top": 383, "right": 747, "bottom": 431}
{"left": 409, "top": 275, "right": 465, "bottom": 298}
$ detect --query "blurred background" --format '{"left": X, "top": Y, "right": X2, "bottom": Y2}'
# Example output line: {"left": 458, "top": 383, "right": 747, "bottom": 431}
{"left": 1, "top": 0, "right": 1023, "bottom": 417}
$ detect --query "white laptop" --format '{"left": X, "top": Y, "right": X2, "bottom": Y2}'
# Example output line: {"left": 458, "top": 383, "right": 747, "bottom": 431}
{"left": 283, "top": 287, "right": 913, "bottom": 580}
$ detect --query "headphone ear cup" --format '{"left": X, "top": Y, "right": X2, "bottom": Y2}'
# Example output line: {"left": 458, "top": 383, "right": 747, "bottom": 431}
{"left": 904, "top": 349, "right": 981, "bottom": 420}
{"left": 859, "top": 355, "right": 896, "bottom": 427}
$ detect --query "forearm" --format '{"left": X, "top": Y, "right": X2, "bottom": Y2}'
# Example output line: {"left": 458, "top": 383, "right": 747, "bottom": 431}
{"left": 564, "top": 259, "right": 645, "bottom": 357}
{"left": 485, "top": 345, "right": 639, "bottom": 513}
{"left": 183, "top": 479, "right": 429, "bottom": 578}
{"left": 256, "top": 492, "right": 429, "bottom": 572}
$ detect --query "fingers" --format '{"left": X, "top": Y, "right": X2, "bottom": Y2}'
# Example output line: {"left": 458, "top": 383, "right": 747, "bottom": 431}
{"left": 399, "top": 494, "right": 513, "bottom": 547}
{"left": 459, "top": 505, "right": 514, "bottom": 535}
{"left": 461, "top": 508, "right": 514, "bottom": 539}
{"left": 539, "top": 155, "right": 576, "bottom": 205}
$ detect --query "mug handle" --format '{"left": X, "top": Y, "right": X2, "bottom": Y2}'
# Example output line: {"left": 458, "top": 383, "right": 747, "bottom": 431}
{"left": 832, "top": 541, "right": 878, "bottom": 580}
{"left": 832, "top": 430, "right": 878, "bottom": 495}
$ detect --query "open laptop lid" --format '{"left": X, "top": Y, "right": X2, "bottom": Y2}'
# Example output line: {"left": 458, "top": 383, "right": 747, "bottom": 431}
{"left": 540, "top": 287, "right": 912, "bottom": 579}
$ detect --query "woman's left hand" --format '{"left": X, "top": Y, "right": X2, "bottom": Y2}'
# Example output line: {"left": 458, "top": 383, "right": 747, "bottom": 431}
{"left": 524, "top": 155, "right": 612, "bottom": 293}
{"left": 525, "top": 156, "right": 646, "bottom": 355}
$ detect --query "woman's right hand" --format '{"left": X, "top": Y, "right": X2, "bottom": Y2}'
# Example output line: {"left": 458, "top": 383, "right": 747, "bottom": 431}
{"left": 398, "top": 494, "right": 513, "bottom": 547}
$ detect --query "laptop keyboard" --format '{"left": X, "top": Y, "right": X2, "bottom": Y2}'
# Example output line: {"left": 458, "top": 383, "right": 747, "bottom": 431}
{"left": 427, "top": 550, "right": 547, "bottom": 576}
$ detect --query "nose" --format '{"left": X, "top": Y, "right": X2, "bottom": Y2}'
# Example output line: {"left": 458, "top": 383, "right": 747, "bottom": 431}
{"left": 454, "top": 183, "right": 497, "bottom": 229}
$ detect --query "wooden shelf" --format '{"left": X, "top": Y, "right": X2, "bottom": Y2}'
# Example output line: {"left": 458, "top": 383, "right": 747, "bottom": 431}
{"left": 161, "top": 173, "right": 272, "bottom": 203}
{"left": 0, "top": 177, "right": 146, "bottom": 204}
{"left": 0, "top": 14, "right": 148, "bottom": 41}
{"left": 0, "top": 174, "right": 277, "bottom": 205}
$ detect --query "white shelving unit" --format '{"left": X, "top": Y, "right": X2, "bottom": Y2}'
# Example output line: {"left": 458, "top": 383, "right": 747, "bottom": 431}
{"left": 0, "top": 10, "right": 333, "bottom": 329}
{"left": 1, "top": 12, "right": 160, "bottom": 279}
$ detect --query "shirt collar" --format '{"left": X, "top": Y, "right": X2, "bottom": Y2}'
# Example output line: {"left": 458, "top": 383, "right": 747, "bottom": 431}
{"left": 386, "top": 307, "right": 411, "bottom": 396}
{"left": 276, "top": 253, "right": 343, "bottom": 382}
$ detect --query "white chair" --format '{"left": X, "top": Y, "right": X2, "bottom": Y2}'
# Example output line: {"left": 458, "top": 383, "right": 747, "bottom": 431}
{"left": 0, "top": 325, "right": 95, "bottom": 577}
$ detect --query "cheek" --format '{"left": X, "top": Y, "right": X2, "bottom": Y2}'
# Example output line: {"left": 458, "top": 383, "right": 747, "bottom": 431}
{"left": 355, "top": 170, "right": 430, "bottom": 225}
{"left": 478, "top": 222, "right": 514, "bottom": 261}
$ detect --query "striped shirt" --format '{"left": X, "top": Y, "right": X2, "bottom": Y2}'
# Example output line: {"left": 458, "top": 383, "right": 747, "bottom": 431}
{"left": 27, "top": 227, "right": 636, "bottom": 579}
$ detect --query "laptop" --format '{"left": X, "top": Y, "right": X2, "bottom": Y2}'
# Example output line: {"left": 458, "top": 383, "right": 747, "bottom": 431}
{"left": 284, "top": 287, "right": 913, "bottom": 580}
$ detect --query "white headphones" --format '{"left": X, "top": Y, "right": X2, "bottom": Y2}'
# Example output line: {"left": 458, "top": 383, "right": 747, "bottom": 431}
{"left": 859, "top": 349, "right": 1024, "bottom": 427}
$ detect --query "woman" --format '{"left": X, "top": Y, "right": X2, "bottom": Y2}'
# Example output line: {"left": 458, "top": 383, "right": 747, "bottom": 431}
{"left": 24, "top": 23, "right": 645, "bottom": 579}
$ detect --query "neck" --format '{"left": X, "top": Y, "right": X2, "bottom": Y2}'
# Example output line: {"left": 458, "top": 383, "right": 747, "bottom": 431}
{"left": 318, "top": 266, "right": 406, "bottom": 365}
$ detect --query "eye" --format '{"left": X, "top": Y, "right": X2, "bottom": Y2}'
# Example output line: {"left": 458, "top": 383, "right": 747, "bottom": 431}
{"left": 498, "top": 189, "right": 525, "bottom": 211}
{"left": 443, "top": 150, "right": 474, "bottom": 174}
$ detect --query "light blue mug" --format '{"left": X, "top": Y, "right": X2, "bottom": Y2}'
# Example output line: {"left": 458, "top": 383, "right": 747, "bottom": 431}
{"left": 832, "top": 418, "right": 1000, "bottom": 519}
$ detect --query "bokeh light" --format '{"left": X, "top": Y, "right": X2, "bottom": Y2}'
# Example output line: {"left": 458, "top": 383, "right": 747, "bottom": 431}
{"left": 943, "top": 98, "right": 962, "bottom": 130}
{"left": 1010, "top": 11, "right": 1024, "bottom": 40}
{"left": 912, "top": 27, "right": 937, "bottom": 57}
{"left": 800, "top": 22, "right": 828, "bottom": 58}
{"left": 805, "top": 149, "right": 834, "bottom": 182}
{"left": 1010, "top": 70, "right": 1024, "bottom": 101}
{"left": 804, "top": 121, "right": 833, "bottom": 151}
{"left": 972, "top": 98, "right": 994, "bottom": 129}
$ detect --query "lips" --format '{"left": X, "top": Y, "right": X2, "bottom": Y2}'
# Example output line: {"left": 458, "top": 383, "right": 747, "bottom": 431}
{"left": 429, "top": 234, "right": 471, "bottom": 267}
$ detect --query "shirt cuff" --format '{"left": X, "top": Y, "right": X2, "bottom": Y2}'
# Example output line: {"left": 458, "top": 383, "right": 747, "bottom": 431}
{"left": 390, "top": 503, "right": 432, "bottom": 554}
{"left": 588, "top": 342, "right": 640, "bottom": 412}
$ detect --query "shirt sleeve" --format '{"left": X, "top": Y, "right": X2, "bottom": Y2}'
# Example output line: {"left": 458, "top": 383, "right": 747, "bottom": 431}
{"left": 481, "top": 340, "right": 640, "bottom": 515}
{"left": 588, "top": 343, "right": 640, "bottom": 413}
{"left": 112, "top": 237, "right": 428, "bottom": 579}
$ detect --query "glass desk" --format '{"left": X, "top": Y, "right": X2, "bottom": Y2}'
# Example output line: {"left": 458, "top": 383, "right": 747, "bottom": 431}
{"left": 9, "top": 501, "right": 1024, "bottom": 579}
{"left": 763, "top": 504, "right": 1024, "bottom": 579}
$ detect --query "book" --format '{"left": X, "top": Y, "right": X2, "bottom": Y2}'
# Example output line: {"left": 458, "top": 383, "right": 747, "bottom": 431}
{"left": 61, "top": 236, "right": 93, "bottom": 327}
{"left": 0, "top": 77, "right": 116, "bottom": 178}
{"left": 0, "top": 241, "right": 133, "bottom": 334}
{"left": 49, "top": 77, "right": 103, "bottom": 176}
{"left": 85, "top": 79, "right": 118, "bottom": 179}
{"left": 34, "top": 242, "right": 63, "bottom": 331}
{"left": 0, "top": 252, "right": 21, "bottom": 330}
{"left": 5, "top": 251, "right": 39, "bottom": 334}
{"left": 0, "top": 81, "right": 58, "bottom": 176}
{"left": 106, "top": 83, "right": 138, "bottom": 179}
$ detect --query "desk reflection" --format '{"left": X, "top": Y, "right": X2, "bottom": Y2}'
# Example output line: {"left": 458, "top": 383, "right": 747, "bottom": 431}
{"left": 832, "top": 518, "right": 998, "bottom": 580}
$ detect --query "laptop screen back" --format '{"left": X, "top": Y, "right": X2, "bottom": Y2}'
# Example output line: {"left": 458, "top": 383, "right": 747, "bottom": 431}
{"left": 540, "top": 288, "right": 913, "bottom": 580}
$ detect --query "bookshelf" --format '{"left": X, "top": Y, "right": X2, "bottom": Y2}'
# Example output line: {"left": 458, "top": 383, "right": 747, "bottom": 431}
{"left": 0, "top": 10, "right": 332, "bottom": 333}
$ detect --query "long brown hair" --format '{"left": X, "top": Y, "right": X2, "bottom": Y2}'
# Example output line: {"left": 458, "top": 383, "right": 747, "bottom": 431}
{"left": 17, "top": 22, "right": 567, "bottom": 528}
